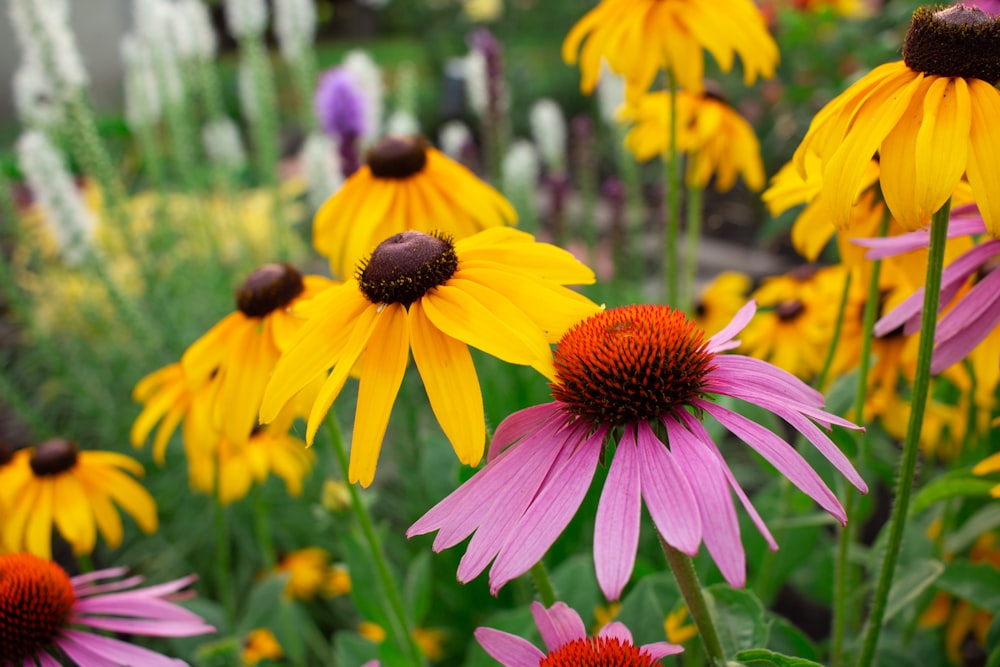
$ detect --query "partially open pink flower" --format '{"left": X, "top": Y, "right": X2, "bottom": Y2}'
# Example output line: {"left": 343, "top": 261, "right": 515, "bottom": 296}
{"left": 1, "top": 552, "right": 214, "bottom": 666}
{"left": 409, "top": 303, "right": 866, "bottom": 600}
{"left": 475, "top": 601, "right": 682, "bottom": 666}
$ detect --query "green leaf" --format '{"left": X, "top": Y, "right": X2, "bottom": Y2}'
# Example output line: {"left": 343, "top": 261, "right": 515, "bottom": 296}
{"left": 885, "top": 559, "right": 944, "bottom": 622}
{"left": 333, "top": 632, "right": 378, "bottom": 667}
{"left": 343, "top": 526, "right": 393, "bottom": 630}
{"left": 910, "top": 471, "right": 995, "bottom": 514}
{"left": 404, "top": 550, "right": 432, "bottom": 625}
{"left": 936, "top": 561, "right": 1000, "bottom": 611}
{"left": 765, "top": 616, "right": 819, "bottom": 662}
{"left": 735, "top": 648, "right": 824, "bottom": 666}
{"left": 945, "top": 505, "right": 1000, "bottom": 554}
{"left": 237, "top": 573, "right": 288, "bottom": 635}
{"left": 705, "top": 584, "right": 770, "bottom": 656}
{"left": 616, "top": 576, "right": 669, "bottom": 645}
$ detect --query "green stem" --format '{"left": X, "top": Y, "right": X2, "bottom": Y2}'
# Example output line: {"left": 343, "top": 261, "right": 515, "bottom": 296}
{"left": 682, "top": 183, "right": 702, "bottom": 314}
{"left": 214, "top": 474, "right": 236, "bottom": 630}
{"left": 659, "top": 535, "right": 726, "bottom": 666}
{"left": 324, "top": 418, "right": 426, "bottom": 667}
{"left": 253, "top": 488, "right": 277, "bottom": 570}
{"left": 816, "top": 269, "right": 854, "bottom": 391}
{"left": 529, "top": 561, "right": 558, "bottom": 607}
{"left": 664, "top": 77, "right": 681, "bottom": 306}
{"left": 76, "top": 553, "right": 94, "bottom": 574}
{"left": 832, "top": 213, "right": 889, "bottom": 667}
{"left": 856, "top": 200, "right": 952, "bottom": 667}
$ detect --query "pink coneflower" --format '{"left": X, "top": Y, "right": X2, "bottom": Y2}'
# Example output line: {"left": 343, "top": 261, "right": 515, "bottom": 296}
{"left": 1, "top": 552, "right": 214, "bottom": 666}
{"left": 860, "top": 205, "right": 998, "bottom": 374}
{"left": 475, "top": 601, "right": 682, "bottom": 666}
{"left": 409, "top": 303, "right": 866, "bottom": 600}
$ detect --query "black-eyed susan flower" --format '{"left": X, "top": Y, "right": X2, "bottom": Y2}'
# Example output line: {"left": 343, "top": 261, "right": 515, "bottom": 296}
{"left": 275, "top": 547, "right": 333, "bottom": 600}
{"left": 261, "top": 227, "right": 601, "bottom": 487}
{"left": 410, "top": 303, "right": 865, "bottom": 599}
{"left": 312, "top": 135, "right": 516, "bottom": 280}
{"left": 693, "top": 271, "right": 752, "bottom": 335}
{"left": 619, "top": 89, "right": 765, "bottom": 192}
{"left": 0, "top": 552, "right": 213, "bottom": 667}
{"left": 477, "top": 601, "right": 682, "bottom": 665}
{"left": 562, "top": 0, "right": 778, "bottom": 95}
{"left": 792, "top": 5, "right": 1000, "bottom": 233}
{"left": 0, "top": 439, "right": 157, "bottom": 560}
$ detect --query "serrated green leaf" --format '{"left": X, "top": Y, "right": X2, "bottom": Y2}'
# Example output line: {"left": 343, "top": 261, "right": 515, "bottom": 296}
{"left": 706, "top": 584, "right": 770, "bottom": 657}
{"left": 910, "top": 471, "right": 995, "bottom": 514}
{"left": 735, "top": 648, "right": 824, "bottom": 666}
{"left": 936, "top": 561, "right": 1000, "bottom": 611}
{"left": 885, "top": 559, "right": 944, "bottom": 622}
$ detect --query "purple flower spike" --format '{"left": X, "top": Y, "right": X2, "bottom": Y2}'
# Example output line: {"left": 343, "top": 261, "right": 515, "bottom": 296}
{"left": 314, "top": 66, "right": 367, "bottom": 174}
{"left": 409, "top": 303, "right": 866, "bottom": 601}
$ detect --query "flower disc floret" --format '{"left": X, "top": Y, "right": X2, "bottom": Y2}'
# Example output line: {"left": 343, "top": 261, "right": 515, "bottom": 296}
{"left": 0, "top": 553, "right": 76, "bottom": 663}
{"left": 552, "top": 305, "right": 714, "bottom": 425}
{"left": 358, "top": 231, "right": 459, "bottom": 305}
{"left": 904, "top": 5, "right": 1000, "bottom": 83}
{"left": 28, "top": 438, "right": 78, "bottom": 476}
{"left": 236, "top": 263, "right": 306, "bottom": 318}
{"left": 367, "top": 136, "right": 429, "bottom": 179}
{"left": 540, "top": 636, "right": 659, "bottom": 667}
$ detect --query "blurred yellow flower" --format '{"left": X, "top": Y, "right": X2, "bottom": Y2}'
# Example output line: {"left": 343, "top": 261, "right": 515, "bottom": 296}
{"left": 276, "top": 547, "right": 336, "bottom": 601}
{"left": 357, "top": 622, "right": 445, "bottom": 661}
{"left": 325, "top": 563, "right": 352, "bottom": 597}
{"left": 973, "top": 452, "right": 1000, "bottom": 498}
{"left": 463, "top": 0, "right": 503, "bottom": 22}
{"left": 243, "top": 628, "right": 283, "bottom": 666}
{"left": 693, "top": 271, "right": 752, "bottom": 336}
{"left": 664, "top": 605, "right": 698, "bottom": 645}
{"left": 592, "top": 601, "right": 621, "bottom": 634}
{"left": 358, "top": 621, "right": 387, "bottom": 644}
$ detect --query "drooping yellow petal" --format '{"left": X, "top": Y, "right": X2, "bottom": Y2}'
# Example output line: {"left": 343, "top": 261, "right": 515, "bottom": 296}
{"left": 181, "top": 313, "right": 243, "bottom": 385}
{"left": 26, "top": 480, "right": 54, "bottom": 559}
{"left": 973, "top": 451, "right": 1000, "bottom": 475}
{"left": 349, "top": 303, "right": 410, "bottom": 487}
{"left": 216, "top": 318, "right": 279, "bottom": 444}
{"left": 3, "top": 479, "right": 38, "bottom": 554}
{"left": 965, "top": 79, "right": 1000, "bottom": 238}
{"left": 82, "top": 478, "right": 124, "bottom": 548}
{"left": 52, "top": 473, "right": 96, "bottom": 555}
{"left": 408, "top": 300, "right": 485, "bottom": 466}
{"left": 87, "top": 465, "right": 158, "bottom": 534}
{"left": 83, "top": 451, "right": 146, "bottom": 477}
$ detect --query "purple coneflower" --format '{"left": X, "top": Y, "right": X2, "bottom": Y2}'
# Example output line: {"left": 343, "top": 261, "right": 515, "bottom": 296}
{"left": 409, "top": 302, "right": 866, "bottom": 600}
{"left": 860, "top": 204, "right": 998, "bottom": 373}
{"left": 1, "top": 552, "right": 214, "bottom": 666}
{"left": 475, "top": 601, "right": 682, "bottom": 666}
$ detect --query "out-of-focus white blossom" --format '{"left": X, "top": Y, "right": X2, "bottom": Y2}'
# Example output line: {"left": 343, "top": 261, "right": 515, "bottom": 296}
{"left": 16, "top": 130, "right": 97, "bottom": 265}
{"left": 274, "top": 0, "right": 317, "bottom": 62}
{"left": 13, "top": 58, "right": 62, "bottom": 127}
{"left": 201, "top": 118, "right": 247, "bottom": 168}
{"left": 439, "top": 120, "right": 473, "bottom": 161}
{"left": 501, "top": 139, "right": 540, "bottom": 200}
{"left": 386, "top": 110, "right": 420, "bottom": 137}
{"left": 463, "top": 50, "right": 488, "bottom": 117}
{"left": 237, "top": 61, "right": 259, "bottom": 122}
{"left": 224, "top": 0, "right": 268, "bottom": 40}
{"left": 343, "top": 51, "right": 384, "bottom": 146}
{"left": 121, "top": 35, "right": 164, "bottom": 127}
{"left": 596, "top": 64, "right": 625, "bottom": 126}
{"left": 530, "top": 98, "right": 567, "bottom": 171}
{"left": 9, "top": 0, "right": 89, "bottom": 94}
{"left": 175, "top": 0, "right": 217, "bottom": 59}
{"left": 300, "top": 133, "right": 344, "bottom": 211}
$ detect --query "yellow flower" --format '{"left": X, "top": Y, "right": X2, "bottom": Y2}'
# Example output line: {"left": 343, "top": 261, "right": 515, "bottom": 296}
{"left": 243, "top": 628, "right": 283, "bottom": 666}
{"left": 620, "top": 89, "right": 765, "bottom": 192}
{"left": 562, "top": 0, "right": 778, "bottom": 95}
{"left": 358, "top": 621, "right": 387, "bottom": 644}
{"left": 664, "top": 605, "right": 698, "bottom": 645}
{"left": 592, "top": 601, "right": 621, "bottom": 634}
{"left": 313, "top": 135, "right": 516, "bottom": 280}
{"left": 693, "top": 271, "right": 752, "bottom": 336}
{"left": 276, "top": 547, "right": 331, "bottom": 600}
{"left": 463, "top": 0, "right": 503, "bottom": 22}
{"left": 791, "top": 6, "right": 1000, "bottom": 233}
{"left": 973, "top": 451, "right": 1000, "bottom": 498}
{"left": 261, "top": 228, "right": 601, "bottom": 487}
{"left": 357, "top": 622, "right": 445, "bottom": 660}
{"left": 0, "top": 439, "right": 157, "bottom": 559}
{"left": 325, "top": 563, "right": 352, "bottom": 597}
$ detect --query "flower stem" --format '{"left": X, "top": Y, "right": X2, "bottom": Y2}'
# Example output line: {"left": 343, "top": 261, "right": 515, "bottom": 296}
{"left": 529, "top": 561, "right": 558, "bottom": 607}
{"left": 658, "top": 535, "right": 726, "bottom": 666}
{"left": 324, "top": 417, "right": 426, "bottom": 667}
{"left": 253, "top": 488, "right": 277, "bottom": 571}
{"left": 664, "top": 76, "right": 681, "bottom": 306}
{"left": 856, "top": 200, "right": 952, "bottom": 667}
{"left": 682, "top": 183, "right": 703, "bottom": 315}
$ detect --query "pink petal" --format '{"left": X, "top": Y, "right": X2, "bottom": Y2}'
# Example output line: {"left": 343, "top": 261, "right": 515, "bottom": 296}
{"left": 71, "top": 566, "right": 130, "bottom": 587}
{"left": 36, "top": 652, "right": 62, "bottom": 667}
{"left": 60, "top": 630, "right": 186, "bottom": 666}
{"left": 642, "top": 641, "right": 686, "bottom": 658}
{"left": 706, "top": 300, "right": 756, "bottom": 353}
{"left": 856, "top": 215, "right": 985, "bottom": 258}
{"left": 74, "top": 596, "right": 206, "bottom": 624}
{"left": 488, "top": 428, "right": 605, "bottom": 594}
{"left": 597, "top": 621, "right": 634, "bottom": 643}
{"left": 489, "top": 403, "right": 562, "bottom": 462}
{"left": 76, "top": 615, "right": 214, "bottom": 637}
{"left": 72, "top": 575, "right": 146, "bottom": 598}
{"left": 594, "top": 429, "right": 642, "bottom": 601}
{"left": 475, "top": 628, "right": 544, "bottom": 667}
{"left": 637, "top": 421, "right": 702, "bottom": 555}
{"left": 700, "top": 401, "right": 846, "bottom": 524}
{"left": 707, "top": 355, "right": 825, "bottom": 406}
{"left": 669, "top": 418, "right": 746, "bottom": 587}
{"left": 932, "top": 277, "right": 1000, "bottom": 373}
{"left": 531, "top": 602, "right": 587, "bottom": 652}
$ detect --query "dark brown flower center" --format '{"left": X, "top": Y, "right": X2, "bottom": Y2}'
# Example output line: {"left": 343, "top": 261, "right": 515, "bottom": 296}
{"left": 775, "top": 299, "right": 805, "bottom": 321}
{"left": 903, "top": 5, "right": 1000, "bottom": 83}
{"left": 357, "top": 231, "right": 458, "bottom": 306}
{"left": 0, "top": 553, "right": 76, "bottom": 663}
{"left": 366, "top": 136, "right": 429, "bottom": 179}
{"left": 236, "top": 263, "right": 305, "bottom": 318}
{"left": 551, "top": 305, "right": 715, "bottom": 426}
{"left": 29, "top": 439, "right": 79, "bottom": 476}
{"left": 540, "top": 636, "right": 659, "bottom": 667}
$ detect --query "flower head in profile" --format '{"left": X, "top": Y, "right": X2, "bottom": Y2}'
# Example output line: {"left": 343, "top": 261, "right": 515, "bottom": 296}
{"left": 261, "top": 227, "right": 601, "bottom": 487}
{"left": 562, "top": 0, "right": 778, "bottom": 95}
{"left": 0, "top": 552, "right": 214, "bottom": 666}
{"left": 619, "top": 88, "right": 765, "bottom": 192}
{"left": 409, "top": 302, "right": 866, "bottom": 600}
{"left": 313, "top": 135, "right": 517, "bottom": 280}
{"left": 791, "top": 4, "right": 1000, "bottom": 233}
{"left": 0, "top": 439, "right": 157, "bottom": 560}
{"left": 476, "top": 601, "right": 683, "bottom": 666}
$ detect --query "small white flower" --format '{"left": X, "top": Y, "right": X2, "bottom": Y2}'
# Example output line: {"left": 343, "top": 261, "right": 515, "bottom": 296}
{"left": 596, "top": 63, "right": 625, "bottom": 126}
{"left": 463, "top": 50, "right": 488, "bottom": 117}
{"left": 529, "top": 98, "right": 566, "bottom": 171}
{"left": 300, "top": 133, "right": 344, "bottom": 211}
{"left": 10, "top": 0, "right": 89, "bottom": 93}
{"left": 343, "top": 50, "right": 384, "bottom": 146}
{"left": 274, "top": 0, "right": 317, "bottom": 62}
{"left": 175, "top": 0, "right": 217, "bottom": 59}
{"left": 121, "top": 35, "right": 164, "bottom": 127}
{"left": 12, "top": 58, "right": 62, "bottom": 127}
{"left": 202, "top": 118, "right": 247, "bottom": 168}
{"left": 224, "top": 0, "right": 268, "bottom": 40}
{"left": 386, "top": 110, "right": 420, "bottom": 137}
{"left": 439, "top": 120, "right": 473, "bottom": 161}
{"left": 501, "top": 139, "right": 540, "bottom": 199}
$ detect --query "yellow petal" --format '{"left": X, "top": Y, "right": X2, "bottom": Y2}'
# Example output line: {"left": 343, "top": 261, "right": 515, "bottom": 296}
{"left": 965, "top": 79, "right": 1000, "bottom": 237}
{"left": 3, "top": 478, "right": 37, "bottom": 553}
{"left": 349, "top": 303, "right": 410, "bottom": 487}
{"left": 83, "top": 451, "right": 146, "bottom": 477}
{"left": 408, "top": 300, "right": 485, "bottom": 466}
{"left": 27, "top": 481, "right": 54, "bottom": 559}
{"left": 52, "top": 473, "right": 96, "bottom": 555}
{"left": 87, "top": 465, "right": 159, "bottom": 534}
{"left": 181, "top": 313, "right": 243, "bottom": 385}
{"left": 217, "top": 320, "right": 279, "bottom": 444}
{"left": 973, "top": 451, "right": 1000, "bottom": 475}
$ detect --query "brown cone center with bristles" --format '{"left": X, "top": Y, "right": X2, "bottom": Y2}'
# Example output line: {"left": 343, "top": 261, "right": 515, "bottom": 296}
{"left": 903, "top": 5, "right": 1000, "bottom": 83}
{"left": 539, "top": 636, "right": 660, "bottom": 667}
{"left": 236, "top": 263, "right": 305, "bottom": 318}
{"left": 358, "top": 231, "right": 458, "bottom": 306}
{"left": 775, "top": 299, "right": 805, "bottom": 322}
{"left": 367, "top": 136, "right": 429, "bottom": 179}
{"left": 551, "top": 305, "right": 715, "bottom": 426}
{"left": 0, "top": 553, "right": 76, "bottom": 663}
{"left": 29, "top": 439, "right": 79, "bottom": 476}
